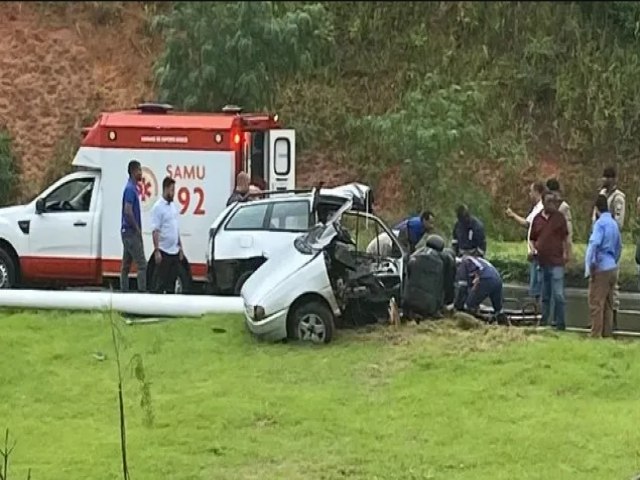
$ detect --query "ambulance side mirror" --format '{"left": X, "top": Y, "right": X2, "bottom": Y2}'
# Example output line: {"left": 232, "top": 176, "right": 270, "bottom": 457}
{"left": 35, "top": 198, "right": 45, "bottom": 214}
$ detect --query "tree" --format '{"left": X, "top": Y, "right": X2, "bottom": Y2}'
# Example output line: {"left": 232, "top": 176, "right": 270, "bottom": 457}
{"left": 0, "top": 129, "right": 18, "bottom": 207}
{"left": 153, "top": 1, "right": 334, "bottom": 111}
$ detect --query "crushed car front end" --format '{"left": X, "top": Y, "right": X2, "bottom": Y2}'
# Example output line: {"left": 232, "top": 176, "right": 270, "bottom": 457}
{"left": 241, "top": 232, "right": 341, "bottom": 343}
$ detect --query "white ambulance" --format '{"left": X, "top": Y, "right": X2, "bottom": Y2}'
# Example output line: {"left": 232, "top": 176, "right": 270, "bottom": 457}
{"left": 0, "top": 103, "right": 295, "bottom": 291}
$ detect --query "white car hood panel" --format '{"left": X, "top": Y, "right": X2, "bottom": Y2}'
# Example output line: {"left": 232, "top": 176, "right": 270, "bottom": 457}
{"left": 241, "top": 248, "right": 333, "bottom": 315}
{"left": 0, "top": 205, "right": 29, "bottom": 219}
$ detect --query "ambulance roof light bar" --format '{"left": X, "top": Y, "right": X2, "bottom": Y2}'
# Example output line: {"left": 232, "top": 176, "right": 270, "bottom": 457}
{"left": 136, "top": 102, "right": 174, "bottom": 114}
{"left": 222, "top": 104, "right": 243, "bottom": 114}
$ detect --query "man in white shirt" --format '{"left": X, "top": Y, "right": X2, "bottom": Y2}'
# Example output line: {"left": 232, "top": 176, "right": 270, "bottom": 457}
{"left": 505, "top": 181, "right": 546, "bottom": 300}
{"left": 151, "top": 176, "right": 183, "bottom": 293}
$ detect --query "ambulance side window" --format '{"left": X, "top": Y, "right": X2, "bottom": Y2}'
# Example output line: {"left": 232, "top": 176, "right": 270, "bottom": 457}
{"left": 44, "top": 178, "right": 95, "bottom": 213}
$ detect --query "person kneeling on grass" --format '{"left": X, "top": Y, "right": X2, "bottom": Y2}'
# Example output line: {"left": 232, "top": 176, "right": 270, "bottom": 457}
{"left": 454, "top": 253, "right": 506, "bottom": 324}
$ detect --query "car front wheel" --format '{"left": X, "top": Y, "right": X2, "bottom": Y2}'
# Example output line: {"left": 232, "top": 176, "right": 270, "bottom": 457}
{"left": 289, "top": 300, "right": 335, "bottom": 344}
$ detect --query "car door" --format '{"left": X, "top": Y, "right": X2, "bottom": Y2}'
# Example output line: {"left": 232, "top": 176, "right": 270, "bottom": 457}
{"left": 341, "top": 210, "right": 406, "bottom": 293}
{"left": 26, "top": 174, "right": 100, "bottom": 282}
{"left": 215, "top": 200, "right": 312, "bottom": 261}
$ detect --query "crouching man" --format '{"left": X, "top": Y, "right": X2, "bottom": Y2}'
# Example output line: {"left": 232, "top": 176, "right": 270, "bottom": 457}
{"left": 454, "top": 254, "right": 506, "bottom": 323}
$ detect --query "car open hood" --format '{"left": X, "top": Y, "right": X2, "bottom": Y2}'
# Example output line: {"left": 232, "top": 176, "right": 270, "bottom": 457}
{"left": 319, "top": 182, "right": 372, "bottom": 212}
{"left": 299, "top": 196, "right": 353, "bottom": 250}
{"left": 241, "top": 246, "right": 325, "bottom": 306}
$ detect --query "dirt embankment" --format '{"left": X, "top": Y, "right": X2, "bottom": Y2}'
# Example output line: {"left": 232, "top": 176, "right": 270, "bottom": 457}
{"left": 0, "top": 3, "right": 398, "bottom": 208}
{"left": 0, "top": 2, "right": 157, "bottom": 200}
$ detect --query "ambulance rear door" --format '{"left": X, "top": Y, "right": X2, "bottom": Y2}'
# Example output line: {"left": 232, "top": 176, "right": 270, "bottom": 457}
{"left": 267, "top": 130, "right": 295, "bottom": 192}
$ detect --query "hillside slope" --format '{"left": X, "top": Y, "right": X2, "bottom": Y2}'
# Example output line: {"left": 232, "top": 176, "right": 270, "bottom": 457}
{"left": 0, "top": 2, "right": 155, "bottom": 200}
{"left": 2, "top": 2, "right": 640, "bottom": 239}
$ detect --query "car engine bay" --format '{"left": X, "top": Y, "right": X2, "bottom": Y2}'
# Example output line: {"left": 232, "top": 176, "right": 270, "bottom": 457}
{"left": 325, "top": 238, "right": 402, "bottom": 327}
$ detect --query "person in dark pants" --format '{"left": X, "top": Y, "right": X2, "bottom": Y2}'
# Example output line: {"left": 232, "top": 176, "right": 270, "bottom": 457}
{"left": 454, "top": 254, "right": 505, "bottom": 323}
{"left": 120, "top": 160, "right": 147, "bottom": 292}
{"left": 530, "top": 191, "right": 570, "bottom": 330}
{"left": 586, "top": 194, "right": 622, "bottom": 338}
{"left": 452, "top": 205, "right": 487, "bottom": 257}
{"left": 151, "top": 176, "right": 183, "bottom": 293}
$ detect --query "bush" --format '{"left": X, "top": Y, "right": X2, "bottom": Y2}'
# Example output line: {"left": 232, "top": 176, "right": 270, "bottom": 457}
{"left": 41, "top": 133, "right": 78, "bottom": 190}
{"left": 488, "top": 241, "right": 639, "bottom": 291}
{"left": 0, "top": 129, "right": 19, "bottom": 207}
{"left": 347, "top": 75, "right": 526, "bottom": 236}
{"left": 153, "top": 1, "right": 335, "bottom": 111}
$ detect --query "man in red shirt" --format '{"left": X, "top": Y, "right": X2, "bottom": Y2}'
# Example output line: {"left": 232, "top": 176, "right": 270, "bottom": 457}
{"left": 529, "top": 191, "right": 570, "bottom": 330}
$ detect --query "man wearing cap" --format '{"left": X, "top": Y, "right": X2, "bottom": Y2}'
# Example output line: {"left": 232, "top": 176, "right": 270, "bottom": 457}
{"left": 454, "top": 253, "right": 505, "bottom": 323}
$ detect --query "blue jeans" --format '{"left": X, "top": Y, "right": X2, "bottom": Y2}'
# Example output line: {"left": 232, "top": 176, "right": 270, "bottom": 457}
{"left": 540, "top": 265, "right": 565, "bottom": 330}
{"left": 528, "top": 259, "right": 541, "bottom": 298}
{"left": 465, "top": 277, "right": 504, "bottom": 313}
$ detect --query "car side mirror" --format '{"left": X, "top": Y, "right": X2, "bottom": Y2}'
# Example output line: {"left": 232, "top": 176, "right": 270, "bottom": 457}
{"left": 35, "top": 198, "right": 45, "bottom": 214}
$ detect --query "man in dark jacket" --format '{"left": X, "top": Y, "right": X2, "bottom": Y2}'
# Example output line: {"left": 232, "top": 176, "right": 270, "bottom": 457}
{"left": 452, "top": 205, "right": 487, "bottom": 257}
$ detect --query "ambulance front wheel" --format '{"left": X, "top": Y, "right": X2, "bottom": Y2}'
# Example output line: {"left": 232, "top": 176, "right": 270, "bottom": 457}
{"left": 0, "top": 248, "right": 16, "bottom": 289}
{"left": 146, "top": 256, "right": 193, "bottom": 294}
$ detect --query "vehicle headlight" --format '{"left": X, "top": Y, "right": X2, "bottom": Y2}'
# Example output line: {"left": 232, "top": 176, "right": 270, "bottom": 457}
{"left": 254, "top": 306, "right": 266, "bottom": 321}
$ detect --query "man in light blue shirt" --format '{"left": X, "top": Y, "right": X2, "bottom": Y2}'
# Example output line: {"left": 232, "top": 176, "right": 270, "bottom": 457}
{"left": 151, "top": 176, "right": 183, "bottom": 293}
{"left": 585, "top": 194, "right": 622, "bottom": 337}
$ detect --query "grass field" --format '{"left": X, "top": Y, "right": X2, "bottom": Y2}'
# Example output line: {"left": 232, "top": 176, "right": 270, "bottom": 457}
{"left": 3, "top": 310, "right": 640, "bottom": 479}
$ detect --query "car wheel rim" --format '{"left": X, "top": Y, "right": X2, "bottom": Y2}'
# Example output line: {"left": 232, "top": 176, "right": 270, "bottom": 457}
{"left": 0, "top": 262, "right": 8, "bottom": 289}
{"left": 298, "top": 314, "right": 326, "bottom": 343}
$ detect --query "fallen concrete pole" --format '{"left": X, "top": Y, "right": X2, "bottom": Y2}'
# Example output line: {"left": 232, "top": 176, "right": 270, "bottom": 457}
{"left": 0, "top": 289, "right": 244, "bottom": 317}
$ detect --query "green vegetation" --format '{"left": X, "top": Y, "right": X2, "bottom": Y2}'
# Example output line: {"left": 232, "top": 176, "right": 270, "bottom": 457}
{"left": 153, "top": 1, "right": 640, "bottom": 241}
{"left": 0, "top": 129, "right": 19, "bottom": 207}
{"left": 490, "top": 241, "right": 638, "bottom": 290}
{"left": 153, "top": 2, "right": 334, "bottom": 111}
{"left": 3, "top": 311, "right": 640, "bottom": 479}
{"left": 40, "top": 132, "right": 79, "bottom": 191}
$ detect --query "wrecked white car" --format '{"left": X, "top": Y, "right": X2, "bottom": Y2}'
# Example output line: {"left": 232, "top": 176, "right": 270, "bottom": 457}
{"left": 207, "top": 182, "right": 374, "bottom": 295}
{"left": 241, "top": 198, "right": 406, "bottom": 344}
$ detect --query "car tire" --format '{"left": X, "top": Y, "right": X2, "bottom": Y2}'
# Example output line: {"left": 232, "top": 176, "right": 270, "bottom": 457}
{"left": 233, "top": 270, "right": 253, "bottom": 295}
{"left": 0, "top": 248, "right": 17, "bottom": 289}
{"left": 289, "top": 300, "right": 335, "bottom": 344}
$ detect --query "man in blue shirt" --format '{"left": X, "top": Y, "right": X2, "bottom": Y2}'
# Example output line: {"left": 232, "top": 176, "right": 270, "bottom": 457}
{"left": 585, "top": 194, "right": 622, "bottom": 337}
{"left": 394, "top": 210, "right": 435, "bottom": 253}
{"left": 120, "top": 160, "right": 147, "bottom": 292}
{"left": 454, "top": 254, "right": 505, "bottom": 323}
{"left": 452, "top": 205, "right": 487, "bottom": 257}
